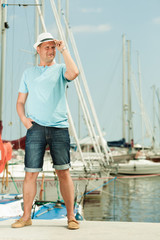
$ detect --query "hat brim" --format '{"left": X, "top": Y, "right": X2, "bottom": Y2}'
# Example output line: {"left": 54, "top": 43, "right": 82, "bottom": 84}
{"left": 33, "top": 39, "right": 55, "bottom": 50}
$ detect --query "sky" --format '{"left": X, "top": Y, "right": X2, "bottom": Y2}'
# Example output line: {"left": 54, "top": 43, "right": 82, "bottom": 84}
{"left": 1, "top": 0, "right": 160, "bottom": 148}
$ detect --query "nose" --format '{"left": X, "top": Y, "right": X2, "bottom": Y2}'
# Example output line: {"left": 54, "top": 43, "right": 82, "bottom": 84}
{"left": 48, "top": 48, "right": 54, "bottom": 54}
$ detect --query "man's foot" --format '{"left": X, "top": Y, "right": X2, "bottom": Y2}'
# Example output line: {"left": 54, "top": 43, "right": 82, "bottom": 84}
{"left": 11, "top": 218, "right": 32, "bottom": 228}
{"left": 68, "top": 219, "right": 80, "bottom": 230}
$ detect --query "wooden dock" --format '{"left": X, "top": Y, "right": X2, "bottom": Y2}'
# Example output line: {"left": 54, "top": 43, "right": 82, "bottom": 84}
{"left": 0, "top": 219, "right": 160, "bottom": 240}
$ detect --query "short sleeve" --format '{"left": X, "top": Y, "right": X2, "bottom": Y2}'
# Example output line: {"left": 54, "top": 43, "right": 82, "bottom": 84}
{"left": 19, "top": 71, "right": 28, "bottom": 93}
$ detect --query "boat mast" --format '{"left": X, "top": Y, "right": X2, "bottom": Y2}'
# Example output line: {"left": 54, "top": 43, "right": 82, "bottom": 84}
{"left": 35, "top": 3, "right": 39, "bottom": 65}
{"left": 35, "top": 0, "right": 45, "bottom": 65}
{"left": 122, "top": 34, "right": 126, "bottom": 141}
{"left": 152, "top": 85, "right": 156, "bottom": 150}
{"left": 127, "top": 40, "right": 133, "bottom": 145}
{"left": 60, "top": 7, "right": 110, "bottom": 162}
{"left": 65, "top": 0, "right": 69, "bottom": 44}
{"left": 0, "top": 1, "right": 8, "bottom": 135}
{"left": 156, "top": 89, "right": 160, "bottom": 147}
{"left": 137, "top": 52, "right": 144, "bottom": 149}
{"left": 57, "top": 0, "right": 61, "bottom": 63}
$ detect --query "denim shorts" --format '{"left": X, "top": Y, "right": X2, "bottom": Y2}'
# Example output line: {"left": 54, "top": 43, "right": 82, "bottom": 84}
{"left": 24, "top": 122, "right": 70, "bottom": 172}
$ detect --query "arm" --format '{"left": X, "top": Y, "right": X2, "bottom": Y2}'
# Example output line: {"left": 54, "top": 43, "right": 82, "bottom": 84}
{"left": 16, "top": 92, "right": 33, "bottom": 129}
{"left": 54, "top": 40, "right": 79, "bottom": 80}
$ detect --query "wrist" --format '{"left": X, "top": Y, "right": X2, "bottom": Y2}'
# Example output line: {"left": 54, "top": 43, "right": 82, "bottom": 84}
{"left": 60, "top": 46, "right": 67, "bottom": 54}
{"left": 21, "top": 115, "right": 27, "bottom": 123}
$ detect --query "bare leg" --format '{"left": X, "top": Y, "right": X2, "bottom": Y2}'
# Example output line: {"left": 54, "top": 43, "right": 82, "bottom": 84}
{"left": 22, "top": 172, "right": 39, "bottom": 220}
{"left": 56, "top": 169, "right": 75, "bottom": 220}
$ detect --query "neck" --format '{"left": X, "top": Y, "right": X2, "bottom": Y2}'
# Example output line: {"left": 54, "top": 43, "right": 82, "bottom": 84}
{"left": 39, "top": 60, "right": 55, "bottom": 67}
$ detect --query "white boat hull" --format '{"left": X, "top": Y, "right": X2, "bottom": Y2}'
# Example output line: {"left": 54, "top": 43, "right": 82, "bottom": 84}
{"left": 118, "top": 160, "right": 160, "bottom": 175}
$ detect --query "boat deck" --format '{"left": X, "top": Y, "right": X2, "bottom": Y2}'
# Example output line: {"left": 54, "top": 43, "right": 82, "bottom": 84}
{"left": 0, "top": 219, "right": 160, "bottom": 240}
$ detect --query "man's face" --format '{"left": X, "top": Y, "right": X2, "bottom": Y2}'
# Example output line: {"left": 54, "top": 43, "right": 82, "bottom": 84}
{"left": 37, "top": 41, "right": 56, "bottom": 63}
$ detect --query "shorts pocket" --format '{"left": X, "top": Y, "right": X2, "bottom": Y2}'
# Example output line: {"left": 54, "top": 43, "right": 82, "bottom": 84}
{"left": 27, "top": 122, "right": 35, "bottom": 131}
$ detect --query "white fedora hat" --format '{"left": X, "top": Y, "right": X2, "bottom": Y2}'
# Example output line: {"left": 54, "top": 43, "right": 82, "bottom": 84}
{"left": 33, "top": 32, "right": 55, "bottom": 49}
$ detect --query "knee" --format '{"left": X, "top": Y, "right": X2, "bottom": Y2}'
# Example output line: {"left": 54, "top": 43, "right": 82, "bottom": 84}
{"left": 56, "top": 169, "right": 70, "bottom": 181}
{"left": 24, "top": 172, "right": 39, "bottom": 182}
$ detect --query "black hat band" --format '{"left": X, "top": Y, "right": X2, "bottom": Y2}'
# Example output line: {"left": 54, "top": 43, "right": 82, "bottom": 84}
{"left": 40, "top": 38, "right": 54, "bottom": 43}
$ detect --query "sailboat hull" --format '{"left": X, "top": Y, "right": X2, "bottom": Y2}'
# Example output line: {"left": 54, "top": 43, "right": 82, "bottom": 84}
{"left": 118, "top": 160, "right": 160, "bottom": 175}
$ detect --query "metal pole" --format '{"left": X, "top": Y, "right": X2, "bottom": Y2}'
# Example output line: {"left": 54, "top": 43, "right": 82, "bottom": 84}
{"left": 152, "top": 85, "right": 156, "bottom": 149}
{"left": 137, "top": 52, "right": 144, "bottom": 149}
{"left": 127, "top": 40, "right": 132, "bottom": 144}
{"left": 35, "top": 0, "right": 39, "bottom": 65}
{"left": 41, "top": 0, "right": 45, "bottom": 30}
{"left": 158, "top": 89, "right": 160, "bottom": 147}
{"left": 65, "top": 0, "right": 69, "bottom": 44}
{"left": 59, "top": 8, "right": 110, "bottom": 162}
{"left": 122, "top": 34, "right": 126, "bottom": 141}
{"left": 61, "top": 9, "right": 108, "bottom": 162}
{"left": 35, "top": 0, "right": 47, "bottom": 32}
{"left": 57, "top": 0, "right": 61, "bottom": 63}
{"left": 0, "top": 1, "right": 7, "bottom": 130}
{"left": 50, "top": 1, "right": 107, "bottom": 163}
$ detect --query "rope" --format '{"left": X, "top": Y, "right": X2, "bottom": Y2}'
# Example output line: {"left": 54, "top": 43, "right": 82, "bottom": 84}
{"left": 78, "top": 176, "right": 117, "bottom": 199}
{"left": 55, "top": 175, "right": 61, "bottom": 201}
{"left": 8, "top": 171, "right": 20, "bottom": 194}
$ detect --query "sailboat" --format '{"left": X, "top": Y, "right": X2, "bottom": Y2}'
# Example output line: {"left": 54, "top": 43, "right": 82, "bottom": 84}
{"left": 115, "top": 39, "right": 160, "bottom": 175}
{"left": 117, "top": 155, "right": 160, "bottom": 175}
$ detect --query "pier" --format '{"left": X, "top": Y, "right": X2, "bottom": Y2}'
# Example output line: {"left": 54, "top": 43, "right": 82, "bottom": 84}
{"left": 0, "top": 219, "right": 160, "bottom": 240}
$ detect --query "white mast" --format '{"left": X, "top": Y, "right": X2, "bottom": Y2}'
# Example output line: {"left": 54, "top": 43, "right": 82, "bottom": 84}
{"left": 152, "top": 85, "right": 156, "bottom": 150}
{"left": 0, "top": 1, "right": 7, "bottom": 134}
{"left": 122, "top": 34, "right": 126, "bottom": 141}
{"left": 60, "top": 9, "right": 110, "bottom": 162}
{"left": 137, "top": 51, "right": 144, "bottom": 149}
{"left": 62, "top": 9, "right": 112, "bottom": 162}
{"left": 35, "top": 2, "right": 39, "bottom": 65}
{"left": 127, "top": 40, "right": 133, "bottom": 145}
{"left": 35, "top": 0, "right": 45, "bottom": 65}
{"left": 156, "top": 89, "right": 160, "bottom": 147}
{"left": 65, "top": 0, "right": 69, "bottom": 44}
{"left": 57, "top": 0, "right": 61, "bottom": 63}
{"left": 35, "top": 0, "right": 47, "bottom": 32}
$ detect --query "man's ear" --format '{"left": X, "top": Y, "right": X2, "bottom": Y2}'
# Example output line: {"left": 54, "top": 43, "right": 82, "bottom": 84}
{"left": 36, "top": 46, "right": 40, "bottom": 54}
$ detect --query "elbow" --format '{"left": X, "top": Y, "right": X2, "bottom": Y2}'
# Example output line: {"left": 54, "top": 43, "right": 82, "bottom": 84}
{"left": 66, "top": 69, "right": 79, "bottom": 81}
{"left": 70, "top": 69, "right": 79, "bottom": 80}
{"left": 73, "top": 69, "right": 79, "bottom": 79}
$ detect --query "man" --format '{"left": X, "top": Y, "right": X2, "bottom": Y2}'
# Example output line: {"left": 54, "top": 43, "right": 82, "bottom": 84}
{"left": 11, "top": 32, "right": 79, "bottom": 230}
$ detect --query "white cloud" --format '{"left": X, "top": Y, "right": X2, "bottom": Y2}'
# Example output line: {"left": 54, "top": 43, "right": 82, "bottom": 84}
{"left": 153, "top": 17, "right": 160, "bottom": 24}
{"left": 81, "top": 8, "right": 102, "bottom": 13}
{"left": 72, "top": 24, "right": 112, "bottom": 33}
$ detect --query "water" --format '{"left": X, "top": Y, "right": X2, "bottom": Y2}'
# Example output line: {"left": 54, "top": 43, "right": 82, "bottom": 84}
{"left": 2, "top": 173, "right": 160, "bottom": 222}
{"left": 84, "top": 175, "right": 160, "bottom": 222}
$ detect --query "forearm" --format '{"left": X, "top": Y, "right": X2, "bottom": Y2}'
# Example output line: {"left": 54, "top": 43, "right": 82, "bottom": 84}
{"left": 62, "top": 49, "right": 79, "bottom": 80}
{"left": 16, "top": 102, "right": 27, "bottom": 124}
{"left": 54, "top": 39, "right": 79, "bottom": 80}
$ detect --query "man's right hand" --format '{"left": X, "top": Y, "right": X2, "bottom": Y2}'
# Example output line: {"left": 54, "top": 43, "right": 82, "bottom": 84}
{"left": 22, "top": 117, "right": 34, "bottom": 130}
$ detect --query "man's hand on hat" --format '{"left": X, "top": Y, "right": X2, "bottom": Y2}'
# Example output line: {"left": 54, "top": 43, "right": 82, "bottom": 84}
{"left": 54, "top": 40, "right": 66, "bottom": 53}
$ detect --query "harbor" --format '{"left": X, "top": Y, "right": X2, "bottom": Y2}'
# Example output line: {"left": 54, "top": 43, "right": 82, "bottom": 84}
{"left": 84, "top": 174, "right": 160, "bottom": 222}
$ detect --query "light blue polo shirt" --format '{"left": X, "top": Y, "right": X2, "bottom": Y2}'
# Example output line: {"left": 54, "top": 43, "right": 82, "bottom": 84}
{"left": 19, "top": 63, "right": 70, "bottom": 128}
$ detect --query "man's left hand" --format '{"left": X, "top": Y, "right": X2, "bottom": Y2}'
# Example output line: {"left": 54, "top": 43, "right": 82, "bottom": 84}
{"left": 54, "top": 40, "right": 65, "bottom": 52}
